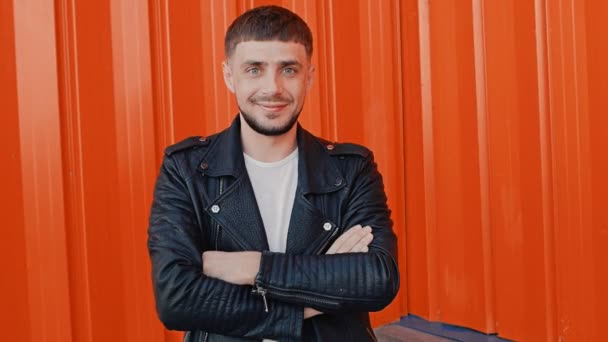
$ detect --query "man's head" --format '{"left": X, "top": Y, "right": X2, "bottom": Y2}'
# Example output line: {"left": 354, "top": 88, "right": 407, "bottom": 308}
{"left": 222, "top": 6, "right": 315, "bottom": 137}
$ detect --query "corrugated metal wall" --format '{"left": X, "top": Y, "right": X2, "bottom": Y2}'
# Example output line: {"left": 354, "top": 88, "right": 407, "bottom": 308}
{"left": 1, "top": 0, "right": 606, "bottom": 341}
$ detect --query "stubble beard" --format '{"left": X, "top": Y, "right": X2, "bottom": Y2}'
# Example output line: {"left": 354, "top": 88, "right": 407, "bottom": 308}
{"left": 239, "top": 105, "right": 302, "bottom": 137}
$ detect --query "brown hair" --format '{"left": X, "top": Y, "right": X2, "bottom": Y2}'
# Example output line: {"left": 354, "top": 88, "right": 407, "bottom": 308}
{"left": 224, "top": 5, "right": 313, "bottom": 59}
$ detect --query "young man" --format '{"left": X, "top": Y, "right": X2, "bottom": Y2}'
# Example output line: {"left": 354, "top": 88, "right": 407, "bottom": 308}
{"left": 148, "top": 5, "right": 399, "bottom": 342}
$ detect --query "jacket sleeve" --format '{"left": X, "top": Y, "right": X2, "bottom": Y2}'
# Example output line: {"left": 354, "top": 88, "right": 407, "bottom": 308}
{"left": 254, "top": 152, "right": 400, "bottom": 313}
{"left": 148, "top": 155, "right": 303, "bottom": 341}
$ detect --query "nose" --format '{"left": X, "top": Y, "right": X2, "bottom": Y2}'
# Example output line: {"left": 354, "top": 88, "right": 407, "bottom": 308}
{"left": 261, "top": 72, "right": 283, "bottom": 95}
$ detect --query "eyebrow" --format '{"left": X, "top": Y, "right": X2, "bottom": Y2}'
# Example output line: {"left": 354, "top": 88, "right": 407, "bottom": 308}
{"left": 242, "top": 60, "right": 266, "bottom": 68}
{"left": 241, "top": 60, "right": 303, "bottom": 68}
{"left": 278, "top": 60, "right": 302, "bottom": 68}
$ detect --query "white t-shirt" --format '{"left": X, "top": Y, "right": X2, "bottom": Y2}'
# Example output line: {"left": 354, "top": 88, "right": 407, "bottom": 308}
{"left": 244, "top": 148, "right": 298, "bottom": 253}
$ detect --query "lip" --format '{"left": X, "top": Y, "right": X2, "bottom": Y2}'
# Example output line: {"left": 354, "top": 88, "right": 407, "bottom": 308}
{"left": 256, "top": 103, "right": 289, "bottom": 112}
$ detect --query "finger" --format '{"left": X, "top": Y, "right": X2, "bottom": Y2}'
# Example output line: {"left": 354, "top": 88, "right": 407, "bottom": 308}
{"left": 332, "top": 226, "right": 366, "bottom": 254}
{"left": 345, "top": 226, "right": 372, "bottom": 253}
{"left": 326, "top": 225, "right": 361, "bottom": 254}
{"left": 326, "top": 225, "right": 362, "bottom": 254}
{"left": 349, "top": 232, "right": 374, "bottom": 253}
{"left": 334, "top": 225, "right": 370, "bottom": 254}
{"left": 339, "top": 228, "right": 371, "bottom": 253}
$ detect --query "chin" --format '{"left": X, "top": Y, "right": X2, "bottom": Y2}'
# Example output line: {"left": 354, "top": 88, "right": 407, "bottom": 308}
{"left": 246, "top": 116, "right": 298, "bottom": 136}
{"left": 240, "top": 105, "right": 301, "bottom": 137}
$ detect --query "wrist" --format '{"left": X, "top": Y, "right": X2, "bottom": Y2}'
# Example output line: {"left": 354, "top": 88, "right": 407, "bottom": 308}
{"left": 248, "top": 251, "right": 262, "bottom": 285}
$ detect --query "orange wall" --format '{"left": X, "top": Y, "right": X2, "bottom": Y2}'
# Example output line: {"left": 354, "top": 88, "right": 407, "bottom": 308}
{"left": 1, "top": 0, "right": 606, "bottom": 341}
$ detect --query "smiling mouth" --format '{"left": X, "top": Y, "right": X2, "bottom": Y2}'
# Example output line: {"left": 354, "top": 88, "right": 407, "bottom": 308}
{"left": 256, "top": 102, "right": 289, "bottom": 112}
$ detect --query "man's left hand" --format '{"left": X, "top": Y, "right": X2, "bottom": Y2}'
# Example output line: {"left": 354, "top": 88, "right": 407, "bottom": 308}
{"left": 202, "top": 251, "right": 261, "bottom": 285}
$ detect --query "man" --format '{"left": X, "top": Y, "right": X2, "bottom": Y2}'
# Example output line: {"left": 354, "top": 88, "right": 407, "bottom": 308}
{"left": 148, "top": 5, "right": 399, "bottom": 342}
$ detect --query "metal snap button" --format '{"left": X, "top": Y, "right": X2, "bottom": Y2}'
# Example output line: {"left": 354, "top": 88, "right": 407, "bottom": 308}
{"left": 211, "top": 205, "right": 220, "bottom": 213}
{"left": 326, "top": 144, "right": 335, "bottom": 151}
{"left": 323, "top": 222, "right": 332, "bottom": 231}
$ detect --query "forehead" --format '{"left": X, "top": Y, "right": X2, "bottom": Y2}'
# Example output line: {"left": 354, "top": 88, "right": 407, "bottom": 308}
{"left": 230, "top": 41, "right": 308, "bottom": 65}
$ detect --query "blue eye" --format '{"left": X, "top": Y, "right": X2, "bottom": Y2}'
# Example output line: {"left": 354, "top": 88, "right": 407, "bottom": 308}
{"left": 283, "top": 68, "right": 296, "bottom": 75}
{"left": 247, "top": 67, "right": 260, "bottom": 76}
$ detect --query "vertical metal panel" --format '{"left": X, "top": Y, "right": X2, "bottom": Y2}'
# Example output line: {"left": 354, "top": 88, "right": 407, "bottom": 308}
{"left": 10, "top": 0, "right": 73, "bottom": 341}
{"left": 482, "top": 1, "right": 555, "bottom": 339}
{"left": 585, "top": 0, "right": 608, "bottom": 336}
{"left": 57, "top": 0, "right": 129, "bottom": 339}
{"left": 544, "top": 0, "right": 607, "bottom": 340}
{"left": 401, "top": 0, "right": 430, "bottom": 322}
{"left": 110, "top": 0, "right": 159, "bottom": 341}
{"left": 428, "top": 0, "right": 489, "bottom": 331}
{"left": 0, "top": 1, "right": 32, "bottom": 341}
{"left": 3, "top": 0, "right": 607, "bottom": 341}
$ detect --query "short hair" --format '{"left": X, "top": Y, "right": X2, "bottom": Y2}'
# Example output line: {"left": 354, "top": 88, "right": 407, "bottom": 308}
{"left": 224, "top": 5, "right": 313, "bottom": 60}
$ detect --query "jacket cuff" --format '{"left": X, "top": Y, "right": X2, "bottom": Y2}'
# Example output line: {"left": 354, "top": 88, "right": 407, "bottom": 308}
{"left": 256, "top": 251, "right": 303, "bottom": 341}
{"left": 255, "top": 250, "right": 275, "bottom": 288}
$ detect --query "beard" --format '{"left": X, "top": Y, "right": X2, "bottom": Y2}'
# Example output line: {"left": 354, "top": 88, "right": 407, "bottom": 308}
{"left": 239, "top": 104, "right": 302, "bottom": 137}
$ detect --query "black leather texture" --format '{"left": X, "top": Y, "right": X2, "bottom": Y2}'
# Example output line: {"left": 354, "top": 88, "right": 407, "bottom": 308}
{"left": 148, "top": 117, "right": 399, "bottom": 341}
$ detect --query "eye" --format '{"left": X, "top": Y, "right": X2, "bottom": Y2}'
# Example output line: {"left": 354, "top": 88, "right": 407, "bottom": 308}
{"left": 246, "top": 67, "right": 261, "bottom": 76}
{"left": 283, "top": 67, "right": 297, "bottom": 76}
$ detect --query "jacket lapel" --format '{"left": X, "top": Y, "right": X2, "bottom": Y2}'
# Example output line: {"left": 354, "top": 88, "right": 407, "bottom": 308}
{"left": 207, "top": 173, "right": 269, "bottom": 251}
{"left": 285, "top": 127, "right": 346, "bottom": 254}
{"left": 285, "top": 190, "right": 337, "bottom": 254}
{"left": 198, "top": 117, "right": 346, "bottom": 254}
{"left": 198, "top": 118, "right": 269, "bottom": 251}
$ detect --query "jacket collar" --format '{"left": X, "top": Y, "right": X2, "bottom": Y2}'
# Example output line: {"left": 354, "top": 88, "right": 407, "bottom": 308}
{"left": 201, "top": 116, "right": 345, "bottom": 194}
{"left": 296, "top": 124, "right": 346, "bottom": 194}
{"left": 200, "top": 116, "right": 246, "bottom": 178}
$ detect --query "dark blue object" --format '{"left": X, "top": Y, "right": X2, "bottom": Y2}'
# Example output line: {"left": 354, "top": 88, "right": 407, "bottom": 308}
{"left": 397, "top": 315, "right": 514, "bottom": 342}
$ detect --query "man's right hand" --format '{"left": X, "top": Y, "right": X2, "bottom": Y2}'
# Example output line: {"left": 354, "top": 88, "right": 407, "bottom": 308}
{"left": 304, "top": 224, "right": 374, "bottom": 319}
{"left": 326, "top": 224, "right": 374, "bottom": 254}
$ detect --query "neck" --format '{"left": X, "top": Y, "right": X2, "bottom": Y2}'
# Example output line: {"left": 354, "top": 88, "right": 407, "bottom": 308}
{"left": 240, "top": 116, "right": 298, "bottom": 163}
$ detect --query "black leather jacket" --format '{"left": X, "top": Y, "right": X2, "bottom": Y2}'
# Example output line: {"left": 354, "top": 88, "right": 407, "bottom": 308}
{"left": 148, "top": 117, "right": 399, "bottom": 341}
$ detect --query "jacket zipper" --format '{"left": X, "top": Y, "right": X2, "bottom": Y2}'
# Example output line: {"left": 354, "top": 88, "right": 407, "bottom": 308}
{"left": 251, "top": 225, "right": 341, "bottom": 313}
{"left": 252, "top": 286, "right": 269, "bottom": 312}
{"left": 250, "top": 226, "right": 342, "bottom": 312}
{"left": 253, "top": 285, "right": 341, "bottom": 309}
{"left": 314, "top": 225, "right": 340, "bottom": 255}
{"left": 214, "top": 177, "right": 224, "bottom": 250}
{"left": 204, "top": 178, "right": 222, "bottom": 341}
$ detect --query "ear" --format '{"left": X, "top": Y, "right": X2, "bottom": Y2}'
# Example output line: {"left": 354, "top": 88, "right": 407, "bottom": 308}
{"left": 223, "top": 61, "right": 235, "bottom": 93}
{"left": 306, "top": 64, "right": 315, "bottom": 91}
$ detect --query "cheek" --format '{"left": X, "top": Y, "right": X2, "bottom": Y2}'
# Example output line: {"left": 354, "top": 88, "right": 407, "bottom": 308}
{"left": 233, "top": 85, "right": 256, "bottom": 102}
{"left": 291, "top": 83, "right": 308, "bottom": 100}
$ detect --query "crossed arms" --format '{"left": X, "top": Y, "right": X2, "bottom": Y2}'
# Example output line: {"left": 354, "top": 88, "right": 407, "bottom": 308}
{"left": 202, "top": 224, "right": 375, "bottom": 319}
{"left": 148, "top": 153, "right": 399, "bottom": 340}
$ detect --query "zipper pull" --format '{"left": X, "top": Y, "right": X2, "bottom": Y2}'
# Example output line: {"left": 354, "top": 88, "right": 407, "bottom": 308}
{"left": 252, "top": 286, "right": 269, "bottom": 313}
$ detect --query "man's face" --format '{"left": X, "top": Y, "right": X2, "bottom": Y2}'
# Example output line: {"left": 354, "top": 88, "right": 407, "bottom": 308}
{"left": 223, "top": 40, "right": 314, "bottom": 136}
